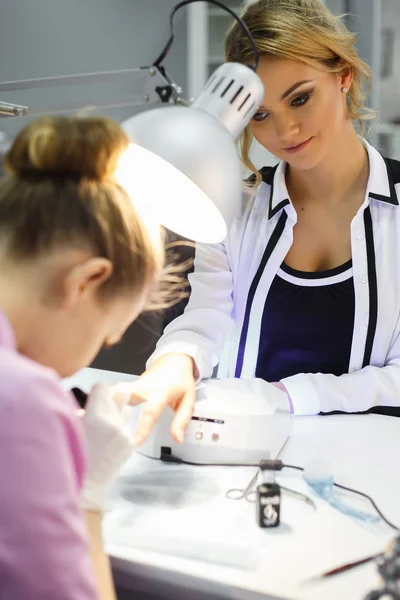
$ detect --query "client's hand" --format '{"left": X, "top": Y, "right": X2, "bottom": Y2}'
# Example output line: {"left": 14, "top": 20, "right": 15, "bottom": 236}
{"left": 80, "top": 383, "right": 134, "bottom": 512}
{"left": 118, "top": 353, "right": 197, "bottom": 446}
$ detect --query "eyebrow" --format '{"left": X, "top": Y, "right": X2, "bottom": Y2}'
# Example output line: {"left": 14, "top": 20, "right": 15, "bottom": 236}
{"left": 280, "top": 79, "right": 314, "bottom": 100}
{"left": 257, "top": 79, "right": 316, "bottom": 111}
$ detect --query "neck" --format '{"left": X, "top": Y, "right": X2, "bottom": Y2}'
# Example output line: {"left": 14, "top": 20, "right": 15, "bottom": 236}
{"left": 0, "top": 263, "right": 42, "bottom": 351}
{"left": 286, "top": 123, "right": 369, "bottom": 205}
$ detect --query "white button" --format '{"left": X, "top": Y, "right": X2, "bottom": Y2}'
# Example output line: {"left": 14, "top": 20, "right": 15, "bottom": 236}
{"left": 364, "top": 312, "right": 369, "bottom": 317}
{"left": 361, "top": 324, "right": 368, "bottom": 331}
{"left": 360, "top": 277, "right": 367, "bottom": 284}
{"left": 195, "top": 431, "right": 203, "bottom": 441}
{"left": 357, "top": 231, "right": 364, "bottom": 240}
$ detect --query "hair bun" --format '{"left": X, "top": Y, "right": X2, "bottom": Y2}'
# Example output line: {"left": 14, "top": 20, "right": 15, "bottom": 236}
{"left": 4, "top": 116, "right": 129, "bottom": 181}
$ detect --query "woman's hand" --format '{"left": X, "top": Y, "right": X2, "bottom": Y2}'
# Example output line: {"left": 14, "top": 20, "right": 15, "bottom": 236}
{"left": 122, "top": 353, "right": 197, "bottom": 446}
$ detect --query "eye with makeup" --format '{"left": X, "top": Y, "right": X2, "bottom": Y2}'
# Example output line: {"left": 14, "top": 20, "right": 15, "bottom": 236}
{"left": 252, "top": 89, "right": 314, "bottom": 123}
{"left": 290, "top": 90, "right": 313, "bottom": 107}
{"left": 252, "top": 110, "right": 270, "bottom": 123}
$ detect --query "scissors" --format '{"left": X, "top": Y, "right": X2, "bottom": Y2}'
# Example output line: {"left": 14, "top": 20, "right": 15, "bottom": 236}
{"left": 226, "top": 470, "right": 316, "bottom": 510}
{"left": 226, "top": 469, "right": 260, "bottom": 501}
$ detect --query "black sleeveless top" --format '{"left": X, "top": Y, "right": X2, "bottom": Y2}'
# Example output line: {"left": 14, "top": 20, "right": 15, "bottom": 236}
{"left": 255, "top": 259, "right": 355, "bottom": 382}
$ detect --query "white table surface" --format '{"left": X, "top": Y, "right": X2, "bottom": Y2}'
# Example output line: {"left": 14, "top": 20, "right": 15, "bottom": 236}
{"left": 63, "top": 367, "right": 400, "bottom": 600}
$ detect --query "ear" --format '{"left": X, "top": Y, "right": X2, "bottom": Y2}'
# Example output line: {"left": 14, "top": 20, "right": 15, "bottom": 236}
{"left": 62, "top": 257, "right": 113, "bottom": 309}
{"left": 339, "top": 64, "right": 354, "bottom": 92}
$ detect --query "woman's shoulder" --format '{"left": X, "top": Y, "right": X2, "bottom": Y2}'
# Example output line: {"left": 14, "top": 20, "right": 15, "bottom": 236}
{"left": 380, "top": 155, "right": 400, "bottom": 205}
{"left": 237, "top": 165, "right": 279, "bottom": 221}
{"left": 383, "top": 155, "right": 400, "bottom": 181}
{"left": 0, "top": 346, "right": 78, "bottom": 421}
{"left": 0, "top": 348, "right": 85, "bottom": 480}
{"left": 244, "top": 164, "right": 278, "bottom": 188}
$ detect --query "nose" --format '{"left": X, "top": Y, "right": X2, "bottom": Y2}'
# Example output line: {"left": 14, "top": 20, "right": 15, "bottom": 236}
{"left": 274, "top": 114, "right": 300, "bottom": 146}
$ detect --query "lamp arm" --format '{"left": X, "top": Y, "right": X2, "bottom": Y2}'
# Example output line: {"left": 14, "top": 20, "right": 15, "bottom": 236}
{"left": 0, "top": 65, "right": 185, "bottom": 119}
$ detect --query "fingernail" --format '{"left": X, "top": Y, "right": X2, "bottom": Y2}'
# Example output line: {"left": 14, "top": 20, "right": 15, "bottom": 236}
{"left": 114, "top": 391, "right": 131, "bottom": 409}
{"left": 133, "top": 433, "right": 144, "bottom": 446}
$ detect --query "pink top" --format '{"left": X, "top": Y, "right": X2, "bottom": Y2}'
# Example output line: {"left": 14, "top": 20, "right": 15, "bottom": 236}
{"left": 0, "top": 309, "right": 98, "bottom": 599}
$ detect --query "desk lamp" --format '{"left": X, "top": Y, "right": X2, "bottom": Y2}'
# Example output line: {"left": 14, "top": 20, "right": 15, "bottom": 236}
{"left": 2, "top": 2, "right": 291, "bottom": 464}
{"left": 0, "top": 0, "right": 264, "bottom": 243}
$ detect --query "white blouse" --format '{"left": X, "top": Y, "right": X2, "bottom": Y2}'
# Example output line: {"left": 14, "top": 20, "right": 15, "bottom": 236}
{"left": 149, "top": 140, "right": 400, "bottom": 416}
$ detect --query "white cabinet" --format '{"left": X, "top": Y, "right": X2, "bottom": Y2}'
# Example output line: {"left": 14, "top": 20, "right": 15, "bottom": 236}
{"left": 187, "top": 1, "right": 248, "bottom": 99}
{"left": 207, "top": 2, "right": 243, "bottom": 78}
{"left": 187, "top": 1, "right": 277, "bottom": 169}
{"left": 346, "top": 0, "right": 400, "bottom": 159}
{"left": 375, "top": 0, "right": 400, "bottom": 159}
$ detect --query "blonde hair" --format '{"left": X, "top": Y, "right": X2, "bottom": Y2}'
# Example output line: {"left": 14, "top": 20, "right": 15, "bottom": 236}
{"left": 225, "top": 0, "right": 377, "bottom": 186}
{"left": 0, "top": 116, "right": 178, "bottom": 309}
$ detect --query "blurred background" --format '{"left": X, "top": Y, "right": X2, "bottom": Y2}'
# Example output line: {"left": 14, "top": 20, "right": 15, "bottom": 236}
{"left": 0, "top": 0, "right": 396, "bottom": 375}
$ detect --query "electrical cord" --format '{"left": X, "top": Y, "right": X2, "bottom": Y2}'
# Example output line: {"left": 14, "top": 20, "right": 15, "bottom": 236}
{"left": 332, "top": 481, "right": 400, "bottom": 532}
{"left": 282, "top": 463, "right": 399, "bottom": 531}
{"left": 160, "top": 448, "right": 399, "bottom": 531}
{"left": 160, "top": 445, "right": 259, "bottom": 467}
{"left": 152, "top": 0, "right": 259, "bottom": 71}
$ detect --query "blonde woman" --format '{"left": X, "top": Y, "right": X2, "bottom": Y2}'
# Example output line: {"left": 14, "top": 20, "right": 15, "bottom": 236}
{"left": 0, "top": 116, "right": 169, "bottom": 599}
{"left": 129, "top": 0, "right": 400, "bottom": 445}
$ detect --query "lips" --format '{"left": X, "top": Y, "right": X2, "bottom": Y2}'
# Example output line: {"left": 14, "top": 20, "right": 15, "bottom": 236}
{"left": 283, "top": 137, "right": 313, "bottom": 154}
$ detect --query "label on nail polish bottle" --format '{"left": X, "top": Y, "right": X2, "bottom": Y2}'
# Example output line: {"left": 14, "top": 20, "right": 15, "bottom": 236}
{"left": 257, "top": 483, "right": 281, "bottom": 528}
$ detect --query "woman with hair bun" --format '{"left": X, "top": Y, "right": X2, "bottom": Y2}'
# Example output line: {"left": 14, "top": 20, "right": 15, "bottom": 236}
{"left": 0, "top": 115, "right": 171, "bottom": 599}
{"left": 128, "top": 0, "right": 400, "bottom": 444}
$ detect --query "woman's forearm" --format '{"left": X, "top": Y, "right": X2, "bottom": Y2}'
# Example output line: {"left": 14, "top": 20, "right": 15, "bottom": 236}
{"left": 84, "top": 510, "right": 116, "bottom": 600}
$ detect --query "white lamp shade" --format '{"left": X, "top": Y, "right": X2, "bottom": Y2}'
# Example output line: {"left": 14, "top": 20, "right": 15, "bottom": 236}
{"left": 122, "top": 105, "right": 244, "bottom": 243}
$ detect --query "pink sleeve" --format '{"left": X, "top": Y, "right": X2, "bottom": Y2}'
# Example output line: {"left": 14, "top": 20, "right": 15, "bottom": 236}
{"left": 0, "top": 376, "right": 99, "bottom": 600}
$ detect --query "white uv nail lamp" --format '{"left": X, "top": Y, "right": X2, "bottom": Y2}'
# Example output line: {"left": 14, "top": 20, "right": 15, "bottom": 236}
{"left": 136, "top": 378, "right": 292, "bottom": 465}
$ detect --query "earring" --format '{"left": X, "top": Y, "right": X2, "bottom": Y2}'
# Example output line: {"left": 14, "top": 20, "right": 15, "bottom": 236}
{"left": 341, "top": 86, "right": 349, "bottom": 93}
